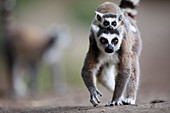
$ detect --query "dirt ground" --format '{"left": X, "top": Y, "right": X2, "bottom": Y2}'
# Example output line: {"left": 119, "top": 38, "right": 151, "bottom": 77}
{"left": 0, "top": 102, "right": 170, "bottom": 113}
{"left": 0, "top": 0, "right": 170, "bottom": 113}
{"left": 0, "top": 88, "right": 169, "bottom": 113}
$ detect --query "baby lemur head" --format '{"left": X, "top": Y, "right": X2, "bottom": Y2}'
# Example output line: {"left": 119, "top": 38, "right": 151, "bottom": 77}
{"left": 95, "top": 11, "right": 123, "bottom": 30}
{"left": 92, "top": 25, "right": 124, "bottom": 54}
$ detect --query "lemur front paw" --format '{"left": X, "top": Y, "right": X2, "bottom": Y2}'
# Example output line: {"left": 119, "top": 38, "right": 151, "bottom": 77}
{"left": 105, "top": 100, "right": 123, "bottom": 106}
{"left": 122, "top": 98, "right": 135, "bottom": 105}
{"left": 89, "top": 87, "right": 102, "bottom": 107}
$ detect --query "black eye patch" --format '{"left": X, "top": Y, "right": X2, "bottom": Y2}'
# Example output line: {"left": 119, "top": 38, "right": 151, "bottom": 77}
{"left": 112, "top": 21, "right": 117, "bottom": 26}
{"left": 100, "top": 37, "right": 108, "bottom": 44}
{"left": 103, "top": 21, "right": 109, "bottom": 26}
{"left": 111, "top": 38, "right": 118, "bottom": 45}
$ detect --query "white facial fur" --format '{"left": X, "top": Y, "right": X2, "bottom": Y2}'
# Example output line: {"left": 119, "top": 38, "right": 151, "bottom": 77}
{"left": 99, "top": 33, "right": 122, "bottom": 53}
{"left": 91, "top": 25, "right": 124, "bottom": 54}
{"left": 102, "top": 17, "right": 123, "bottom": 29}
{"left": 95, "top": 11, "right": 123, "bottom": 29}
{"left": 91, "top": 24, "right": 100, "bottom": 36}
{"left": 98, "top": 33, "right": 123, "bottom": 54}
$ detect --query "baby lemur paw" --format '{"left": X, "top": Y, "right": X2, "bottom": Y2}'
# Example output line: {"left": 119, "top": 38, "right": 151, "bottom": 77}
{"left": 89, "top": 87, "right": 102, "bottom": 107}
{"left": 105, "top": 100, "right": 123, "bottom": 106}
{"left": 122, "top": 98, "right": 135, "bottom": 105}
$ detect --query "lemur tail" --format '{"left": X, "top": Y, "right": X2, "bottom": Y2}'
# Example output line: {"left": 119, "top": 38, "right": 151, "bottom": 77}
{"left": 119, "top": 0, "right": 140, "bottom": 19}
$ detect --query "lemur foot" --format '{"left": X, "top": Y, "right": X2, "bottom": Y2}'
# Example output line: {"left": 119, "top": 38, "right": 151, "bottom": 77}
{"left": 89, "top": 87, "right": 102, "bottom": 107}
{"left": 122, "top": 98, "right": 135, "bottom": 105}
{"left": 105, "top": 100, "right": 123, "bottom": 106}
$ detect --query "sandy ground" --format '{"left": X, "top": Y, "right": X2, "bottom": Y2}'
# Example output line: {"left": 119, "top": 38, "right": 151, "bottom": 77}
{"left": 0, "top": 102, "right": 170, "bottom": 113}
{"left": 0, "top": 0, "right": 170, "bottom": 113}
{"left": 0, "top": 92, "right": 169, "bottom": 113}
{"left": 0, "top": 87, "right": 169, "bottom": 113}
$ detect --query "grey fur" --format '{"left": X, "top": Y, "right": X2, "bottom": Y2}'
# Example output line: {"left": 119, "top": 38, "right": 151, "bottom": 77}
{"left": 81, "top": 0, "right": 141, "bottom": 107}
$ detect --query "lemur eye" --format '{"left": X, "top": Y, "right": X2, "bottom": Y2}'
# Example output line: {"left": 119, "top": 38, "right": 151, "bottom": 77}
{"left": 100, "top": 37, "right": 108, "bottom": 44}
{"left": 112, "top": 38, "right": 118, "bottom": 44}
{"left": 103, "top": 21, "right": 109, "bottom": 26}
{"left": 112, "top": 21, "right": 117, "bottom": 26}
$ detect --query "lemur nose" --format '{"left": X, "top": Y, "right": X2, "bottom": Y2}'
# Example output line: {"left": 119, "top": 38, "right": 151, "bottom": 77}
{"left": 105, "top": 45, "right": 114, "bottom": 53}
{"left": 107, "top": 26, "right": 113, "bottom": 30}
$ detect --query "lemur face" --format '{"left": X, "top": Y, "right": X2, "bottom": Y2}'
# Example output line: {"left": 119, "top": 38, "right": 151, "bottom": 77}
{"left": 95, "top": 11, "right": 123, "bottom": 30}
{"left": 92, "top": 25, "right": 124, "bottom": 54}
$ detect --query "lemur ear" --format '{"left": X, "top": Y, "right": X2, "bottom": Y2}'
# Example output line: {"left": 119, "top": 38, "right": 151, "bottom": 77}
{"left": 91, "top": 25, "right": 100, "bottom": 34}
{"left": 95, "top": 11, "right": 103, "bottom": 22}
{"left": 118, "top": 14, "right": 123, "bottom": 22}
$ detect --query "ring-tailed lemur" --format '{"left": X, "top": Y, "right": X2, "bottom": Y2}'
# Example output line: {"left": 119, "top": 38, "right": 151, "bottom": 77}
{"left": 81, "top": 0, "right": 142, "bottom": 107}
{"left": 92, "top": 0, "right": 139, "bottom": 33}
{"left": 94, "top": 11, "right": 123, "bottom": 30}
{"left": 1, "top": 0, "right": 70, "bottom": 96}
{"left": 92, "top": 2, "right": 123, "bottom": 31}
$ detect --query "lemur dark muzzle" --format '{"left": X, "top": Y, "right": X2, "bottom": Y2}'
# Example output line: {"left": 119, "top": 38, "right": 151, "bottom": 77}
{"left": 107, "top": 26, "right": 114, "bottom": 30}
{"left": 105, "top": 45, "right": 114, "bottom": 53}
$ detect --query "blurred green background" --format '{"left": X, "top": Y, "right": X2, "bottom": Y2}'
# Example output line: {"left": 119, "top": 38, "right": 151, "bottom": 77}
{"left": 0, "top": 0, "right": 119, "bottom": 92}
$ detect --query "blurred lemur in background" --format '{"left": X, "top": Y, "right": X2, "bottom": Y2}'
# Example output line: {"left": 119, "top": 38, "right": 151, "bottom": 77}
{"left": 81, "top": 0, "right": 142, "bottom": 107}
{"left": 1, "top": 0, "right": 71, "bottom": 96}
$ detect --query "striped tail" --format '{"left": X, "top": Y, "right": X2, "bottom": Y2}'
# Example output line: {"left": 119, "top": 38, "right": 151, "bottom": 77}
{"left": 119, "top": 0, "right": 140, "bottom": 19}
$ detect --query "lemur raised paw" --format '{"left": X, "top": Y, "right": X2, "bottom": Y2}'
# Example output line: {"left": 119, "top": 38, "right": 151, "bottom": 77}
{"left": 89, "top": 87, "right": 102, "bottom": 107}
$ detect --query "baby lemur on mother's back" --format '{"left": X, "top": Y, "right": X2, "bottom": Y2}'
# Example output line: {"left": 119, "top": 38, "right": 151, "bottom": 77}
{"left": 81, "top": 0, "right": 142, "bottom": 107}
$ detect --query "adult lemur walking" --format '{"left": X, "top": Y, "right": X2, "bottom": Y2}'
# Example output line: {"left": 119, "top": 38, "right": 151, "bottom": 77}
{"left": 81, "top": 0, "right": 142, "bottom": 107}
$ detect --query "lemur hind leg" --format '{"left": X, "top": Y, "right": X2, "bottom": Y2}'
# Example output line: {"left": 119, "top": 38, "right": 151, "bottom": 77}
{"left": 123, "top": 55, "right": 140, "bottom": 105}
